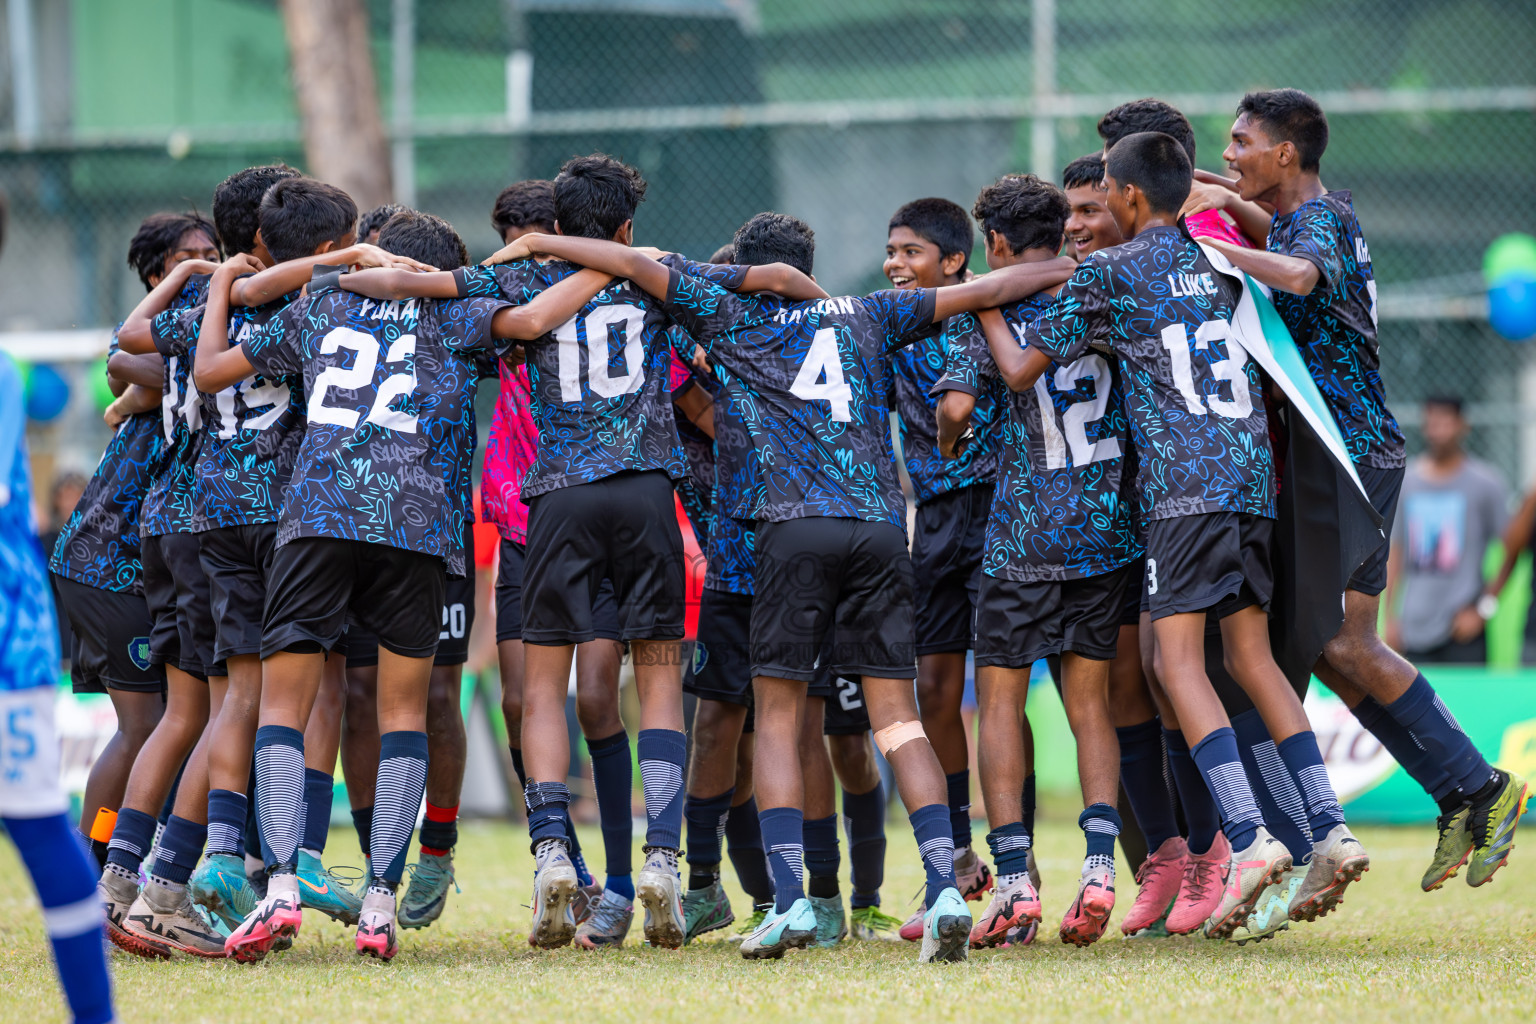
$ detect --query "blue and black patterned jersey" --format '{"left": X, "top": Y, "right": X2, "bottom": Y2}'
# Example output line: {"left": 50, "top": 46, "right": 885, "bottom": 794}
{"left": 1267, "top": 190, "right": 1404, "bottom": 470}
{"left": 242, "top": 271, "right": 510, "bottom": 576}
{"left": 1034, "top": 226, "right": 1274, "bottom": 522}
{"left": 703, "top": 512, "right": 755, "bottom": 595}
{"left": 940, "top": 296, "right": 1140, "bottom": 582}
{"left": 670, "top": 345, "right": 718, "bottom": 549}
{"left": 49, "top": 335, "right": 166, "bottom": 594}
{"left": 890, "top": 322, "right": 1000, "bottom": 504}
{"left": 151, "top": 287, "right": 305, "bottom": 532}
{"left": 662, "top": 273, "right": 936, "bottom": 527}
{"left": 139, "top": 274, "right": 211, "bottom": 538}
{"left": 0, "top": 352, "right": 59, "bottom": 692}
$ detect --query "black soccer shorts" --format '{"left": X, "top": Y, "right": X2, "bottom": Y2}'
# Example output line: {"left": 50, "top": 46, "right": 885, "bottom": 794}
{"left": 751, "top": 517, "right": 917, "bottom": 682}
{"left": 142, "top": 532, "right": 224, "bottom": 680}
{"left": 684, "top": 588, "right": 754, "bottom": 707}
{"left": 262, "top": 537, "right": 445, "bottom": 659}
{"left": 1144, "top": 512, "right": 1275, "bottom": 621}
{"left": 52, "top": 574, "right": 164, "bottom": 695}
{"left": 198, "top": 523, "right": 278, "bottom": 663}
{"left": 974, "top": 561, "right": 1135, "bottom": 669}
{"left": 808, "top": 661, "right": 872, "bottom": 736}
{"left": 495, "top": 537, "right": 622, "bottom": 644}
{"left": 522, "top": 470, "right": 685, "bottom": 645}
{"left": 910, "top": 483, "right": 992, "bottom": 655}
{"left": 1347, "top": 465, "right": 1404, "bottom": 597}
{"left": 342, "top": 569, "right": 475, "bottom": 668}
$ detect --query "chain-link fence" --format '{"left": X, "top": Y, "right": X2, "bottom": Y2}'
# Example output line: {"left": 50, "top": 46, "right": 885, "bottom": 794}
{"left": 3, "top": 0, "right": 1534, "bottom": 489}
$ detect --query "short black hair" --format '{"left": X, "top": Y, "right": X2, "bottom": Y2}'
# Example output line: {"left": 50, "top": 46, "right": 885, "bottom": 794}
{"left": 1424, "top": 394, "right": 1464, "bottom": 416}
{"left": 1098, "top": 98, "right": 1197, "bottom": 167}
{"left": 1237, "top": 88, "right": 1329, "bottom": 172}
{"left": 126, "top": 212, "right": 219, "bottom": 290}
{"left": 707, "top": 242, "right": 735, "bottom": 264}
{"left": 732, "top": 212, "right": 814, "bottom": 277}
{"left": 888, "top": 197, "right": 973, "bottom": 268}
{"left": 553, "top": 154, "right": 647, "bottom": 240}
{"left": 1061, "top": 153, "right": 1106, "bottom": 192}
{"left": 211, "top": 163, "right": 301, "bottom": 256}
{"left": 971, "top": 175, "right": 1070, "bottom": 255}
{"left": 1105, "top": 132, "right": 1192, "bottom": 215}
{"left": 358, "top": 203, "right": 407, "bottom": 243}
{"left": 258, "top": 177, "right": 358, "bottom": 264}
{"left": 491, "top": 180, "right": 557, "bottom": 240}
{"left": 376, "top": 210, "right": 468, "bottom": 271}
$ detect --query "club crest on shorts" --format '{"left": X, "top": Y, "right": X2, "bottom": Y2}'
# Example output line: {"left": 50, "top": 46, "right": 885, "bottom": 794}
{"left": 691, "top": 642, "right": 709, "bottom": 675}
{"left": 128, "top": 637, "right": 153, "bottom": 671}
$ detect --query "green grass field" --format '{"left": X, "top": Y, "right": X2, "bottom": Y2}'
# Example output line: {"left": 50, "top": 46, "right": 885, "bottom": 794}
{"left": 2, "top": 820, "right": 1533, "bottom": 1024}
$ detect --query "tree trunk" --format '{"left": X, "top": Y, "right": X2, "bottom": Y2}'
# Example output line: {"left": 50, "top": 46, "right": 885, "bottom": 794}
{"left": 279, "top": 0, "right": 392, "bottom": 210}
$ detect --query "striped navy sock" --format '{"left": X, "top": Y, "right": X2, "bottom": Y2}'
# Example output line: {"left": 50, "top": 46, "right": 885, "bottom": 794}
{"left": 1234, "top": 709, "right": 1312, "bottom": 857}
{"left": 1386, "top": 674, "right": 1496, "bottom": 798}
{"left": 1079, "top": 802, "right": 1121, "bottom": 876}
{"left": 1275, "top": 730, "right": 1346, "bottom": 842}
{"left": 1190, "top": 727, "right": 1264, "bottom": 852}
{"left": 909, "top": 802, "right": 956, "bottom": 907}
{"left": 684, "top": 787, "right": 734, "bottom": 877}
{"left": 1165, "top": 727, "right": 1222, "bottom": 854}
{"left": 371, "top": 731, "right": 429, "bottom": 886}
{"left": 638, "top": 728, "right": 687, "bottom": 851}
{"left": 758, "top": 806, "right": 805, "bottom": 914}
{"left": 254, "top": 724, "right": 306, "bottom": 873}
{"left": 205, "top": 789, "right": 248, "bottom": 858}
{"left": 149, "top": 814, "right": 206, "bottom": 886}
{"left": 841, "top": 782, "right": 886, "bottom": 909}
{"left": 1353, "top": 693, "right": 1457, "bottom": 806}
{"left": 104, "top": 806, "right": 157, "bottom": 874}
{"left": 525, "top": 781, "right": 571, "bottom": 848}
{"left": 945, "top": 771, "right": 973, "bottom": 848}
{"left": 803, "top": 813, "right": 840, "bottom": 899}
{"left": 985, "top": 821, "right": 1032, "bottom": 884}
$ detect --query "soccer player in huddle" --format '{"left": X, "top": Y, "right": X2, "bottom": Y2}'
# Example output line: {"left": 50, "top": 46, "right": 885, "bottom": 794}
{"left": 882, "top": 199, "right": 998, "bottom": 936}
{"left": 493, "top": 208, "right": 1076, "bottom": 962}
{"left": 1010, "top": 131, "right": 1369, "bottom": 938}
{"left": 937, "top": 173, "right": 1140, "bottom": 948}
{"left": 1208, "top": 88, "right": 1527, "bottom": 886}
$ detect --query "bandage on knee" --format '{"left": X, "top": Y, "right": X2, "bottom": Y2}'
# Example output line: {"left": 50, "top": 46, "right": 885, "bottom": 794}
{"left": 873, "top": 720, "right": 926, "bottom": 756}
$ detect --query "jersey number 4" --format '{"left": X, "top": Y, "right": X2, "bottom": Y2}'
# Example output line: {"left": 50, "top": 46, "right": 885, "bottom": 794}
{"left": 308, "top": 327, "right": 419, "bottom": 433}
{"left": 790, "top": 328, "right": 852, "bottom": 422}
{"left": 1159, "top": 319, "right": 1252, "bottom": 419}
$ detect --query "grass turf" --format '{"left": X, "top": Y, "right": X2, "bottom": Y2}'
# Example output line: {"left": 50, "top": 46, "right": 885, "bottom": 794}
{"left": 1, "top": 820, "right": 1532, "bottom": 1023}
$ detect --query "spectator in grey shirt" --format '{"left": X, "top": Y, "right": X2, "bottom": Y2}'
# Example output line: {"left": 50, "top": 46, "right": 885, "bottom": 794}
{"left": 1385, "top": 396, "right": 1509, "bottom": 663}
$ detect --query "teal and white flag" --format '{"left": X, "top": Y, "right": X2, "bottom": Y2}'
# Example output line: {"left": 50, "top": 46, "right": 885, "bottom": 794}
{"left": 1202, "top": 243, "right": 1386, "bottom": 686}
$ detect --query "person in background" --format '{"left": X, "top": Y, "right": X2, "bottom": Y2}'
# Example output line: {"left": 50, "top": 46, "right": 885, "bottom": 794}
{"left": 1384, "top": 396, "right": 1509, "bottom": 664}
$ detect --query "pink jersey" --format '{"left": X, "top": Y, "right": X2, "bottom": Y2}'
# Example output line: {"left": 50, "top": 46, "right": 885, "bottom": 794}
{"left": 481, "top": 361, "right": 537, "bottom": 544}
{"left": 1186, "top": 208, "right": 1253, "bottom": 248}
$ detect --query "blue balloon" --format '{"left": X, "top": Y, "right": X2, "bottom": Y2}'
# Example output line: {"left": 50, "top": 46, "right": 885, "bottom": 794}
{"left": 24, "top": 362, "right": 70, "bottom": 421}
{"left": 1489, "top": 271, "right": 1536, "bottom": 342}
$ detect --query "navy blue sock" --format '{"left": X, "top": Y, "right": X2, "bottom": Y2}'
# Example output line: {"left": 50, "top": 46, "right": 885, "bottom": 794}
{"left": 525, "top": 781, "right": 571, "bottom": 849}
{"left": 1079, "top": 802, "right": 1121, "bottom": 872}
{"left": 371, "top": 731, "right": 429, "bottom": 886}
{"left": 1164, "top": 728, "right": 1222, "bottom": 855}
{"left": 726, "top": 796, "right": 774, "bottom": 907}
{"left": 1353, "top": 695, "right": 1459, "bottom": 808}
{"left": 1021, "top": 773, "right": 1037, "bottom": 836}
{"left": 908, "top": 802, "right": 956, "bottom": 907}
{"left": 7, "top": 814, "right": 115, "bottom": 1024}
{"left": 562, "top": 810, "right": 594, "bottom": 887}
{"left": 945, "top": 770, "right": 973, "bottom": 849}
{"left": 841, "top": 783, "right": 886, "bottom": 909}
{"left": 205, "top": 789, "right": 247, "bottom": 858}
{"left": 685, "top": 787, "right": 733, "bottom": 882}
{"left": 1385, "top": 674, "right": 1497, "bottom": 799}
{"left": 301, "top": 768, "right": 334, "bottom": 854}
{"left": 984, "top": 821, "right": 1032, "bottom": 880}
{"left": 1116, "top": 719, "right": 1179, "bottom": 851}
{"left": 351, "top": 805, "right": 372, "bottom": 859}
{"left": 758, "top": 806, "right": 805, "bottom": 913}
{"left": 1275, "top": 730, "right": 1346, "bottom": 842}
{"left": 1190, "top": 728, "right": 1263, "bottom": 852}
{"left": 149, "top": 814, "right": 206, "bottom": 886}
{"left": 244, "top": 771, "right": 262, "bottom": 860}
{"left": 158, "top": 757, "right": 185, "bottom": 828}
{"left": 588, "top": 730, "right": 635, "bottom": 884}
{"left": 1232, "top": 708, "right": 1313, "bottom": 858}
{"left": 803, "top": 814, "right": 840, "bottom": 898}
{"left": 508, "top": 746, "right": 528, "bottom": 793}
{"left": 104, "top": 806, "right": 156, "bottom": 874}
{"left": 254, "top": 724, "right": 306, "bottom": 873}
{"left": 637, "top": 729, "right": 687, "bottom": 851}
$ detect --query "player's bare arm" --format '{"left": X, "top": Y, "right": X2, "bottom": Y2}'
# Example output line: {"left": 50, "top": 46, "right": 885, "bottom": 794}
{"left": 935, "top": 389, "right": 975, "bottom": 459}
{"left": 115, "top": 257, "right": 219, "bottom": 354}
{"left": 102, "top": 382, "right": 161, "bottom": 428}
{"left": 232, "top": 244, "right": 436, "bottom": 307}
{"left": 673, "top": 379, "right": 716, "bottom": 439}
{"left": 106, "top": 350, "right": 165, "bottom": 389}
{"left": 930, "top": 257, "right": 1075, "bottom": 321}
{"left": 336, "top": 267, "right": 464, "bottom": 301}
{"left": 734, "top": 264, "right": 828, "bottom": 300}
{"left": 1182, "top": 175, "right": 1273, "bottom": 244}
{"left": 193, "top": 256, "right": 262, "bottom": 393}
{"left": 490, "top": 268, "right": 616, "bottom": 342}
{"left": 1203, "top": 237, "right": 1321, "bottom": 295}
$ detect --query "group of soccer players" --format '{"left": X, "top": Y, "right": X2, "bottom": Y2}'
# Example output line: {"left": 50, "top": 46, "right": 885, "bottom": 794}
{"left": 3, "top": 86, "right": 1528, "bottom": 1024}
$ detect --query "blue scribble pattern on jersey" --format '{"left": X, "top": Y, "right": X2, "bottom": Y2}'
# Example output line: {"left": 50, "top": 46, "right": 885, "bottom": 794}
{"left": 664, "top": 270, "right": 935, "bottom": 528}
{"left": 890, "top": 326, "right": 1000, "bottom": 504}
{"left": 49, "top": 335, "right": 167, "bottom": 593}
{"left": 140, "top": 274, "right": 212, "bottom": 538}
{"left": 1034, "top": 226, "right": 1274, "bottom": 522}
{"left": 153, "top": 291, "right": 305, "bottom": 532}
{"left": 456, "top": 257, "right": 706, "bottom": 500}
{"left": 1267, "top": 190, "right": 1404, "bottom": 470}
{"left": 0, "top": 353, "right": 60, "bottom": 691}
{"left": 669, "top": 326, "right": 717, "bottom": 549}
{"left": 242, "top": 273, "right": 508, "bottom": 577}
{"left": 942, "top": 298, "right": 1140, "bottom": 582}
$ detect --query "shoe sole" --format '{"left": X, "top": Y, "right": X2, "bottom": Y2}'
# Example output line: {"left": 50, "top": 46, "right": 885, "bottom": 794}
{"left": 637, "top": 876, "right": 685, "bottom": 949}
{"left": 1421, "top": 848, "right": 1471, "bottom": 892}
{"left": 225, "top": 910, "right": 302, "bottom": 964}
{"left": 1120, "top": 891, "right": 1181, "bottom": 936}
{"left": 969, "top": 902, "right": 1042, "bottom": 949}
{"left": 1289, "top": 856, "right": 1369, "bottom": 923}
{"left": 398, "top": 898, "right": 447, "bottom": 930}
{"left": 1467, "top": 783, "right": 1529, "bottom": 888}
{"left": 1231, "top": 922, "right": 1289, "bottom": 946}
{"left": 1206, "top": 858, "right": 1291, "bottom": 941}
{"left": 125, "top": 915, "right": 228, "bottom": 960}
{"left": 1059, "top": 892, "right": 1114, "bottom": 948}
{"left": 356, "top": 935, "right": 398, "bottom": 961}
{"left": 740, "top": 926, "right": 815, "bottom": 960}
{"left": 920, "top": 914, "right": 969, "bottom": 963}
{"left": 107, "top": 916, "right": 173, "bottom": 960}
{"left": 684, "top": 908, "right": 735, "bottom": 944}
{"left": 531, "top": 870, "right": 578, "bottom": 949}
